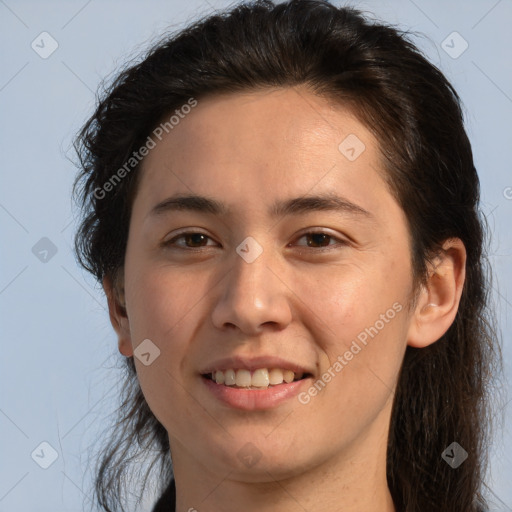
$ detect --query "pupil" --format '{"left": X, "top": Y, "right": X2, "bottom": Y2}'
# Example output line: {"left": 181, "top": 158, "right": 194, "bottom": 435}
{"left": 308, "top": 233, "right": 329, "bottom": 247}
{"left": 187, "top": 233, "right": 206, "bottom": 247}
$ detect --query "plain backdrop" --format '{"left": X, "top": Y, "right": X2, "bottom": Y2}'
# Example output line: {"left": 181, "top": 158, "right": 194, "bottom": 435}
{"left": 0, "top": 0, "right": 511, "bottom": 511}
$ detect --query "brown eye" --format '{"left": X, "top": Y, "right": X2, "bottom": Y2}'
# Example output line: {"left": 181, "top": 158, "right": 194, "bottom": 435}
{"left": 163, "top": 230, "right": 347, "bottom": 251}
{"left": 164, "top": 232, "right": 217, "bottom": 249}
{"left": 294, "top": 231, "right": 347, "bottom": 250}
{"left": 304, "top": 232, "right": 333, "bottom": 248}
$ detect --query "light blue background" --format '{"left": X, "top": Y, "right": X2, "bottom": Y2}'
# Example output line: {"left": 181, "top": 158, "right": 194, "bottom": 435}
{"left": 1, "top": 0, "right": 511, "bottom": 510}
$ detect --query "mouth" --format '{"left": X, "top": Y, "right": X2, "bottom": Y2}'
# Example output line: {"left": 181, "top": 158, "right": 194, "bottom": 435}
{"left": 201, "top": 368, "right": 313, "bottom": 410}
{"left": 201, "top": 368, "right": 313, "bottom": 390}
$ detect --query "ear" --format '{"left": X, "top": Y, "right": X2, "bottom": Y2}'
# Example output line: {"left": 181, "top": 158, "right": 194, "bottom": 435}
{"left": 406, "top": 238, "right": 466, "bottom": 348}
{"left": 103, "top": 271, "right": 133, "bottom": 357}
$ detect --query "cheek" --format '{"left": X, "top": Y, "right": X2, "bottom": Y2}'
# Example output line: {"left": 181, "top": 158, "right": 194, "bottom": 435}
{"left": 126, "top": 262, "right": 207, "bottom": 340}
{"left": 123, "top": 264, "right": 207, "bottom": 418}
{"left": 296, "top": 257, "right": 410, "bottom": 394}
{"left": 298, "top": 261, "right": 403, "bottom": 344}
{"left": 295, "top": 269, "right": 408, "bottom": 440}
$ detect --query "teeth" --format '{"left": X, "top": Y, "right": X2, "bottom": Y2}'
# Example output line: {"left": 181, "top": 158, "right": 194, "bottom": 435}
{"left": 235, "top": 369, "right": 252, "bottom": 387}
{"left": 224, "top": 369, "right": 236, "bottom": 385}
{"left": 209, "top": 368, "right": 305, "bottom": 388}
{"left": 283, "top": 370, "right": 294, "bottom": 383}
{"left": 252, "top": 368, "right": 269, "bottom": 387}
{"left": 269, "top": 368, "right": 284, "bottom": 385}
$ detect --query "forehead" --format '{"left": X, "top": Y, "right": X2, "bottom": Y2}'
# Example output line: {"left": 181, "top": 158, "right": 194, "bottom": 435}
{"left": 145, "top": 87, "right": 374, "bottom": 163}
{"left": 131, "top": 87, "right": 391, "bottom": 223}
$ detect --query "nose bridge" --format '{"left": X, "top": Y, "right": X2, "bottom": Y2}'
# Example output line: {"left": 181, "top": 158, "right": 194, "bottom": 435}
{"left": 232, "top": 238, "right": 272, "bottom": 297}
{"left": 211, "top": 235, "right": 291, "bottom": 333}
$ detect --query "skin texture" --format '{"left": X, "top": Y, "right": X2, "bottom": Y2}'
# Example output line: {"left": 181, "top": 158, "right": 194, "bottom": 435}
{"left": 103, "top": 87, "right": 466, "bottom": 512}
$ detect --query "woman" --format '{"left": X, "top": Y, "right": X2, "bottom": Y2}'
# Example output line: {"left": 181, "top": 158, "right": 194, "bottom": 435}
{"left": 72, "top": 1, "right": 502, "bottom": 511}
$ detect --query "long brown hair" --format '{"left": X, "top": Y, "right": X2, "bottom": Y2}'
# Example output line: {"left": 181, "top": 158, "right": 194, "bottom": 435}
{"left": 72, "top": 1, "right": 503, "bottom": 510}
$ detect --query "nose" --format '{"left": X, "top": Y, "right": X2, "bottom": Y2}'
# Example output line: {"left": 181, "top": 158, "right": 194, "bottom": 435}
{"left": 210, "top": 241, "right": 293, "bottom": 335}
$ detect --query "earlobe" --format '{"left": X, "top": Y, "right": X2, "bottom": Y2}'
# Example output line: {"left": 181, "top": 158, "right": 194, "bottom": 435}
{"left": 406, "top": 238, "right": 466, "bottom": 348}
{"left": 102, "top": 273, "right": 134, "bottom": 358}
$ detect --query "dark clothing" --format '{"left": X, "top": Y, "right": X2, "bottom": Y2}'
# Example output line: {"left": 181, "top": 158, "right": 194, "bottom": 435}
{"left": 152, "top": 479, "right": 176, "bottom": 512}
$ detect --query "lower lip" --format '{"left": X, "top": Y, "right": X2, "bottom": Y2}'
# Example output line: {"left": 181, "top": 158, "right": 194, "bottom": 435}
{"left": 202, "top": 375, "right": 310, "bottom": 410}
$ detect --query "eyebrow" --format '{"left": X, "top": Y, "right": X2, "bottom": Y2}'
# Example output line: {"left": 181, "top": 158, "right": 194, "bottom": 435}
{"left": 148, "top": 192, "right": 374, "bottom": 220}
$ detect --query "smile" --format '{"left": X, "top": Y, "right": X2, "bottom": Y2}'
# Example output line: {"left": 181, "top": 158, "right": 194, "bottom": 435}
{"left": 201, "top": 369, "right": 313, "bottom": 410}
{"left": 203, "top": 368, "right": 310, "bottom": 389}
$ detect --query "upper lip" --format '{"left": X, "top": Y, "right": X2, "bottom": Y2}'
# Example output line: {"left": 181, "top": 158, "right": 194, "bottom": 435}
{"left": 200, "top": 355, "right": 314, "bottom": 376}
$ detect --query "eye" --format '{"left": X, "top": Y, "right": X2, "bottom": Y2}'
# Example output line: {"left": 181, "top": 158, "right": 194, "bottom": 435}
{"left": 163, "top": 231, "right": 218, "bottom": 249}
{"left": 292, "top": 230, "right": 348, "bottom": 250}
{"left": 162, "top": 229, "right": 348, "bottom": 251}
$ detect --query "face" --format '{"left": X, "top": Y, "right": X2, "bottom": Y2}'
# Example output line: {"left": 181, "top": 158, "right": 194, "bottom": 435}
{"left": 116, "top": 87, "right": 418, "bottom": 481}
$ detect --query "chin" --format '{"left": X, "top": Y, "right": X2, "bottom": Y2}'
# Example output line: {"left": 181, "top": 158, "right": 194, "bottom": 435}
{"left": 203, "top": 433, "right": 316, "bottom": 480}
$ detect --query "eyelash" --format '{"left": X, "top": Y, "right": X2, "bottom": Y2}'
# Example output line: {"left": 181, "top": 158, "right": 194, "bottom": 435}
{"left": 162, "top": 229, "right": 349, "bottom": 252}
